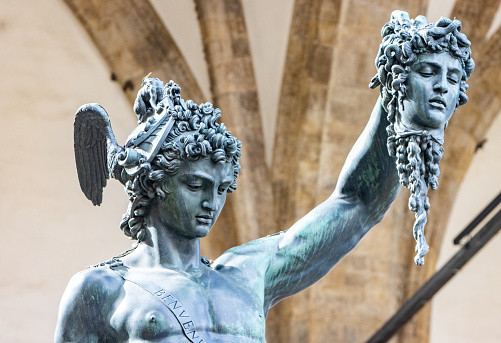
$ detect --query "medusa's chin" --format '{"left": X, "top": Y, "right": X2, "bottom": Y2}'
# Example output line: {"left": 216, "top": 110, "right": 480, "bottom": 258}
{"left": 393, "top": 118, "right": 445, "bottom": 145}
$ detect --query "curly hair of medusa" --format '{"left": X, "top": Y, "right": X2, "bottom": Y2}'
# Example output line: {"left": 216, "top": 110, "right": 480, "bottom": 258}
{"left": 369, "top": 16, "right": 475, "bottom": 151}
{"left": 370, "top": 16, "right": 474, "bottom": 109}
{"left": 119, "top": 100, "right": 242, "bottom": 241}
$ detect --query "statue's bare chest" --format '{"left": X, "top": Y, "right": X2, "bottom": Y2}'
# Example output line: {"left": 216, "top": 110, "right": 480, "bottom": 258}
{"left": 109, "top": 267, "right": 266, "bottom": 342}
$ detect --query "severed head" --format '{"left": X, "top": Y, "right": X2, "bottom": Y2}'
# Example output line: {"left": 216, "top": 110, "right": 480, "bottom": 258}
{"left": 370, "top": 10, "right": 475, "bottom": 265}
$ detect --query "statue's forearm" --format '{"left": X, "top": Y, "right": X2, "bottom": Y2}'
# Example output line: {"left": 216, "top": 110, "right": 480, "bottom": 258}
{"left": 332, "top": 96, "right": 400, "bottom": 225}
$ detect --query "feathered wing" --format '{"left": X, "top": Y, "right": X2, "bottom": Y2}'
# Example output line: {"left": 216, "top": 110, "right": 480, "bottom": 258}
{"left": 74, "top": 104, "right": 124, "bottom": 206}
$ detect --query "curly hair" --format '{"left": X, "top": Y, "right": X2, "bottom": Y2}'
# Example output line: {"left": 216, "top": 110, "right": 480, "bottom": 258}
{"left": 119, "top": 100, "right": 242, "bottom": 241}
{"left": 370, "top": 11, "right": 474, "bottom": 265}
{"left": 370, "top": 11, "right": 474, "bottom": 119}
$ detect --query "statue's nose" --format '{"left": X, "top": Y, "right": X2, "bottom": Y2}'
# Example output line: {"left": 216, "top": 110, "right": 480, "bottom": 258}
{"left": 433, "top": 75, "right": 448, "bottom": 94}
{"left": 202, "top": 190, "right": 218, "bottom": 211}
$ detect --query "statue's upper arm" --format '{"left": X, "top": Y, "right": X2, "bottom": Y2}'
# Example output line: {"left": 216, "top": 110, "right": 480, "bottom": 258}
{"left": 55, "top": 267, "right": 123, "bottom": 343}
{"left": 218, "top": 197, "right": 370, "bottom": 311}
{"left": 263, "top": 196, "right": 371, "bottom": 308}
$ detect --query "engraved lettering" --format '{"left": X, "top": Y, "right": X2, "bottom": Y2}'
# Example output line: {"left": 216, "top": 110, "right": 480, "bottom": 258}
{"left": 189, "top": 330, "right": 200, "bottom": 339}
{"left": 161, "top": 294, "right": 174, "bottom": 301}
{"left": 154, "top": 289, "right": 165, "bottom": 296}
{"left": 183, "top": 320, "right": 195, "bottom": 332}
{"left": 168, "top": 300, "right": 182, "bottom": 310}
{"left": 179, "top": 309, "right": 189, "bottom": 318}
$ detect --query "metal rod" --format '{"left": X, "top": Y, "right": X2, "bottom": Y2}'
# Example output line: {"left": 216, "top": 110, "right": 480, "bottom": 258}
{"left": 365, "top": 208, "right": 501, "bottom": 343}
{"left": 454, "top": 191, "right": 501, "bottom": 245}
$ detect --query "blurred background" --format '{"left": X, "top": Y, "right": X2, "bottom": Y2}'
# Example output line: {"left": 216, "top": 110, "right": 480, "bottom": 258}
{"left": 1, "top": 0, "right": 500, "bottom": 342}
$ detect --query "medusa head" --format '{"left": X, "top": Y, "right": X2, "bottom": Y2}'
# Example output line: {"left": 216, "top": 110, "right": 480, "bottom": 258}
{"left": 369, "top": 11, "right": 474, "bottom": 265}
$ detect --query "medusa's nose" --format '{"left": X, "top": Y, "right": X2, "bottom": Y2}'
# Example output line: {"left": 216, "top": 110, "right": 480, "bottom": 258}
{"left": 433, "top": 73, "right": 449, "bottom": 94}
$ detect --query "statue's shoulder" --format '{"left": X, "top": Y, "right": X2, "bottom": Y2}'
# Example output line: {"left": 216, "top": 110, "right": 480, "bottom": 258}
{"left": 214, "top": 233, "right": 284, "bottom": 269}
{"left": 56, "top": 265, "right": 125, "bottom": 336}
{"left": 56, "top": 266, "right": 125, "bottom": 340}
{"left": 64, "top": 265, "right": 125, "bottom": 302}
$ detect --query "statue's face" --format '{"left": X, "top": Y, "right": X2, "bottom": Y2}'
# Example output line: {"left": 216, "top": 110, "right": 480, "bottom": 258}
{"left": 155, "top": 158, "right": 234, "bottom": 239}
{"left": 398, "top": 51, "right": 462, "bottom": 137}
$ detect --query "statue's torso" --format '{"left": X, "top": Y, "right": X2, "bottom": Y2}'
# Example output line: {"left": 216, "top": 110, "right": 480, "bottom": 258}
{"left": 103, "top": 263, "right": 267, "bottom": 342}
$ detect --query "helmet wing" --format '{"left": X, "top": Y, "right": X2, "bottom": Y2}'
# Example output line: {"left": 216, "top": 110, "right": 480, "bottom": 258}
{"left": 74, "top": 103, "right": 124, "bottom": 205}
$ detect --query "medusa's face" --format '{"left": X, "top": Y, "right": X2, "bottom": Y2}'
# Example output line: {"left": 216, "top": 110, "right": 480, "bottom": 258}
{"left": 153, "top": 158, "right": 234, "bottom": 239}
{"left": 398, "top": 52, "right": 462, "bottom": 138}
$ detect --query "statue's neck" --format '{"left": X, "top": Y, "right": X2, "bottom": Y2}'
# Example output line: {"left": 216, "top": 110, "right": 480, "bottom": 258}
{"left": 394, "top": 118, "right": 445, "bottom": 145}
{"left": 124, "top": 222, "right": 202, "bottom": 271}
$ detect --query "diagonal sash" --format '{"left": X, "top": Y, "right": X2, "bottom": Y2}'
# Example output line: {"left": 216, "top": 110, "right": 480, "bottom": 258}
{"left": 109, "top": 263, "right": 208, "bottom": 343}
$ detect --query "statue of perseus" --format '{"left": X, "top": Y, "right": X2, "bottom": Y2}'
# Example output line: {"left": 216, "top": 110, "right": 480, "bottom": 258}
{"left": 55, "top": 11, "right": 473, "bottom": 342}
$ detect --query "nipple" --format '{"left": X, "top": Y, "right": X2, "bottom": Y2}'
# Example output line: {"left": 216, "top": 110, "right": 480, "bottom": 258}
{"left": 145, "top": 311, "right": 163, "bottom": 325}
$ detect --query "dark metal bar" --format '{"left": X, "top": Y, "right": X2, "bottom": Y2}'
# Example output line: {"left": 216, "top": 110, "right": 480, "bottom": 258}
{"left": 453, "top": 191, "right": 501, "bottom": 245}
{"left": 365, "top": 208, "right": 501, "bottom": 343}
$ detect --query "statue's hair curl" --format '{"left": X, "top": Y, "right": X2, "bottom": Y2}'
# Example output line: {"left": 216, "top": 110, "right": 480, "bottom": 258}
{"left": 119, "top": 100, "right": 242, "bottom": 240}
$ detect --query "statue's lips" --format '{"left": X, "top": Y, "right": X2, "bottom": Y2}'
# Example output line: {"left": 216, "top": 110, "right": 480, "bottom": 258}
{"left": 196, "top": 215, "right": 213, "bottom": 224}
{"left": 428, "top": 97, "right": 446, "bottom": 109}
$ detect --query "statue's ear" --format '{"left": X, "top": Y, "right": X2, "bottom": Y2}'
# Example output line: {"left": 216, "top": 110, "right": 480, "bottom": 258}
{"left": 152, "top": 181, "right": 166, "bottom": 200}
{"left": 153, "top": 179, "right": 174, "bottom": 200}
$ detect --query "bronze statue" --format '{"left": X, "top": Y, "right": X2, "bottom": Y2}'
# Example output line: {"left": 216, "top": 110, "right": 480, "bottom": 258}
{"left": 55, "top": 11, "right": 473, "bottom": 342}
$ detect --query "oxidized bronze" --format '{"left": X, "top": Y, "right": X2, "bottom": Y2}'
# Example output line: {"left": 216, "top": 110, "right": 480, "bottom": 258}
{"left": 55, "top": 10, "right": 473, "bottom": 342}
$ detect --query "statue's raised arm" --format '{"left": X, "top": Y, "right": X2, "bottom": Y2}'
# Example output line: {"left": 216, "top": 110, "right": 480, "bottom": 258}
{"left": 241, "top": 10, "right": 475, "bottom": 310}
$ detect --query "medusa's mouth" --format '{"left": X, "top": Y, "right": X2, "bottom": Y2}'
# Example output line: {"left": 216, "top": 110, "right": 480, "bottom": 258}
{"left": 428, "top": 96, "right": 446, "bottom": 109}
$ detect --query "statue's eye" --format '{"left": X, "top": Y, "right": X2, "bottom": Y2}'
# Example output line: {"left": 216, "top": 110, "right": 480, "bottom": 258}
{"left": 419, "top": 70, "right": 433, "bottom": 77}
{"left": 447, "top": 77, "right": 459, "bottom": 84}
{"left": 187, "top": 183, "right": 202, "bottom": 191}
{"left": 415, "top": 64, "right": 434, "bottom": 77}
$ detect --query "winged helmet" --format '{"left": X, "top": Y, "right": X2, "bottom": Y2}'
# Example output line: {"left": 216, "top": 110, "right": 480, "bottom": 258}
{"left": 73, "top": 77, "right": 185, "bottom": 205}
